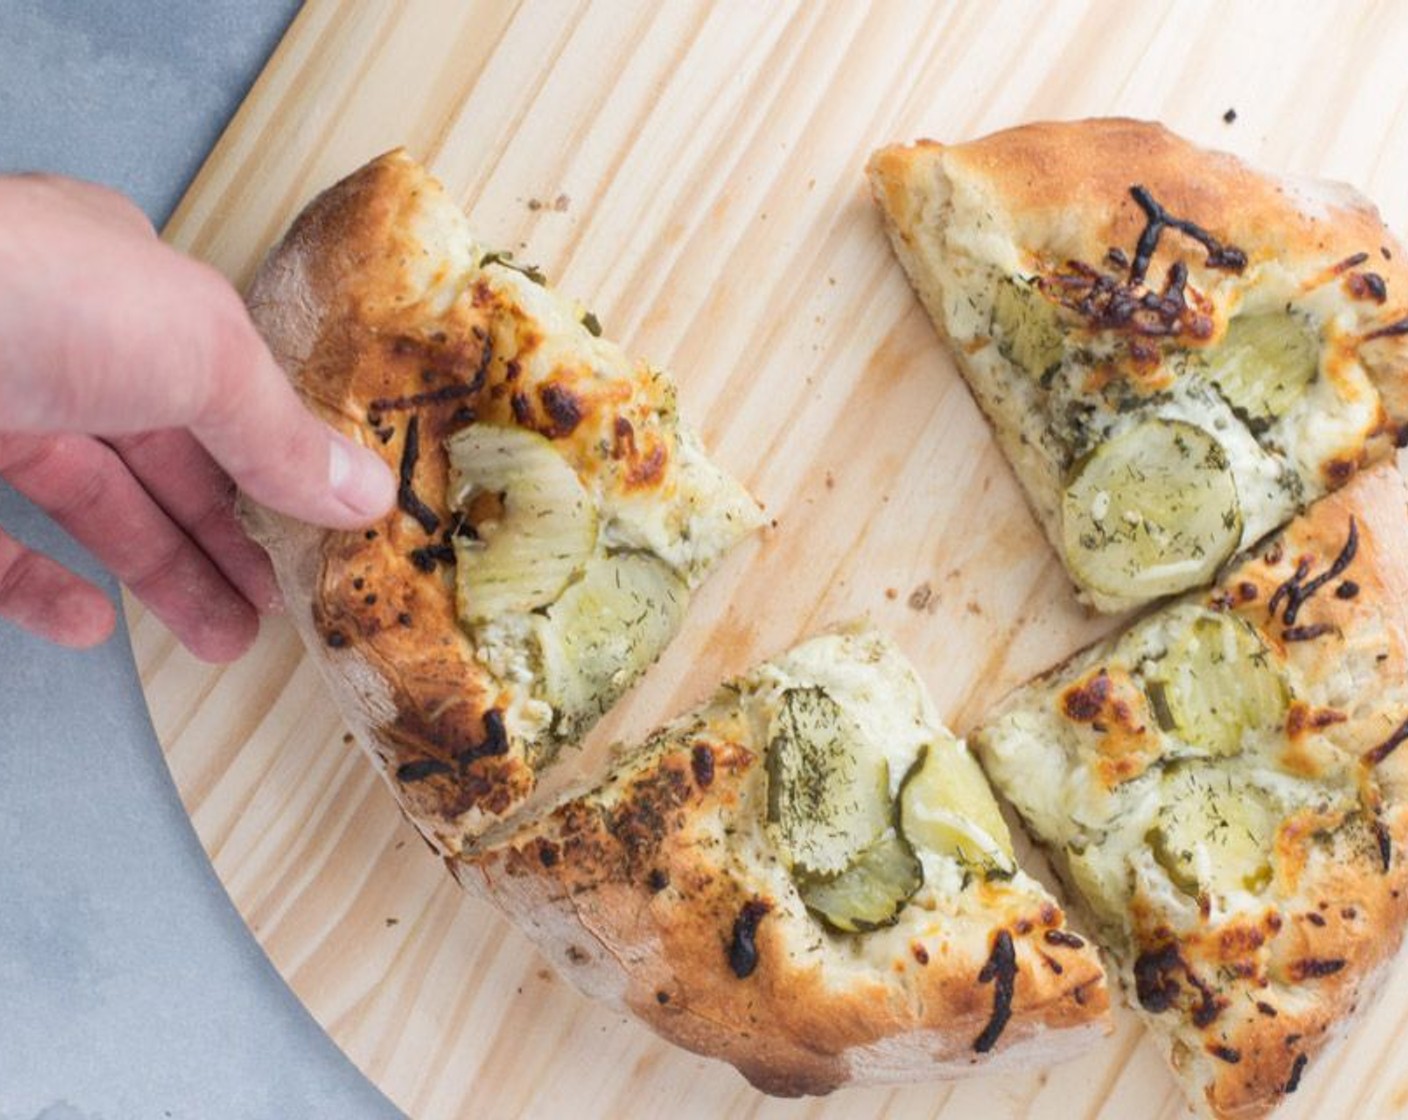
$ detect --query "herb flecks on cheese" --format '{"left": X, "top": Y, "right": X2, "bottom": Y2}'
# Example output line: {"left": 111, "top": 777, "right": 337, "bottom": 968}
{"left": 434, "top": 245, "right": 764, "bottom": 767}
{"left": 255, "top": 151, "right": 764, "bottom": 853}
{"left": 468, "top": 628, "right": 1110, "bottom": 1092}
{"left": 1061, "top": 419, "right": 1242, "bottom": 602}
{"left": 766, "top": 686, "right": 892, "bottom": 880}
{"left": 533, "top": 551, "right": 687, "bottom": 742}
{"left": 972, "top": 466, "right": 1408, "bottom": 1120}
{"left": 764, "top": 663, "right": 1029, "bottom": 934}
{"left": 869, "top": 120, "right": 1408, "bottom": 613}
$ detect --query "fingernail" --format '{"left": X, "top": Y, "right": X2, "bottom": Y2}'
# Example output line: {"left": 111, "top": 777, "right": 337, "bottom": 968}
{"left": 329, "top": 437, "right": 396, "bottom": 520}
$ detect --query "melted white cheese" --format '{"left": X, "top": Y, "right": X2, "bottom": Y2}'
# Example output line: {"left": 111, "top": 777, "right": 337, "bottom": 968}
{"left": 450, "top": 259, "right": 761, "bottom": 756}
{"left": 739, "top": 630, "right": 1074, "bottom": 974}
{"left": 913, "top": 184, "right": 1385, "bottom": 611}
{"left": 976, "top": 602, "right": 1366, "bottom": 945}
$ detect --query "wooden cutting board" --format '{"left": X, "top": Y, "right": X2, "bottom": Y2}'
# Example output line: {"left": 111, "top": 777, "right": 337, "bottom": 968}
{"left": 130, "top": 2, "right": 1408, "bottom": 1117}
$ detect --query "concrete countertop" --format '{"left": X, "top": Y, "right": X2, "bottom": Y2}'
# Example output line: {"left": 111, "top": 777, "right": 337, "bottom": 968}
{"left": 0, "top": 4, "right": 404, "bottom": 1117}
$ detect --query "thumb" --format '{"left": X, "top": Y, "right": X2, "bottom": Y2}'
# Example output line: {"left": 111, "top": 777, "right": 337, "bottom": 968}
{"left": 191, "top": 328, "right": 396, "bottom": 529}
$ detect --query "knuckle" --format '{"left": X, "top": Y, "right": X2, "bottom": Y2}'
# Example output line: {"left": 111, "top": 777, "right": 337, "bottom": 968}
{"left": 195, "top": 297, "right": 264, "bottom": 421}
{"left": 0, "top": 433, "right": 61, "bottom": 480}
{"left": 122, "top": 534, "right": 188, "bottom": 600}
{"left": 79, "top": 181, "right": 152, "bottom": 233}
{"left": 11, "top": 173, "right": 153, "bottom": 235}
{"left": 106, "top": 429, "right": 180, "bottom": 473}
{"left": 0, "top": 544, "right": 46, "bottom": 611}
{"left": 45, "top": 465, "right": 109, "bottom": 525}
{"left": 0, "top": 434, "right": 94, "bottom": 496}
{"left": 107, "top": 429, "right": 164, "bottom": 458}
{"left": 252, "top": 418, "right": 321, "bottom": 487}
{"left": 0, "top": 436, "right": 110, "bottom": 523}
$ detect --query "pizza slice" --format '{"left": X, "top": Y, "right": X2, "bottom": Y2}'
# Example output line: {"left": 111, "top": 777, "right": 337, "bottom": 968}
{"left": 242, "top": 151, "right": 763, "bottom": 855}
{"left": 971, "top": 463, "right": 1408, "bottom": 1118}
{"left": 869, "top": 118, "right": 1408, "bottom": 612}
{"left": 462, "top": 627, "right": 1109, "bottom": 1095}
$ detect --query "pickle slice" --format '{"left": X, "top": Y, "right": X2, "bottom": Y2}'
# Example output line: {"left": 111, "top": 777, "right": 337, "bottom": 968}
{"left": 447, "top": 425, "right": 597, "bottom": 625}
{"left": 899, "top": 734, "right": 1015, "bottom": 874}
{"left": 1061, "top": 418, "right": 1242, "bottom": 602}
{"left": 993, "top": 276, "right": 1064, "bottom": 380}
{"left": 1204, "top": 313, "right": 1318, "bottom": 430}
{"left": 766, "top": 687, "right": 890, "bottom": 879}
{"left": 796, "top": 831, "right": 923, "bottom": 934}
{"left": 535, "top": 552, "right": 687, "bottom": 740}
{"left": 1064, "top": 843, "right": 1128, "bottom": 933}
{"left": 1144, "top": 609, "right": 1289, "bottom": 757}
{"left": 1146, "top": 764, "right": 1275, "bottom": 899}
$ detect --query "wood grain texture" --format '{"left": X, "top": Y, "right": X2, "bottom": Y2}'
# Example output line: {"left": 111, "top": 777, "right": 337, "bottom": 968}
{"left": 131, "top": 1, "right": 1408, "bottom": 1116}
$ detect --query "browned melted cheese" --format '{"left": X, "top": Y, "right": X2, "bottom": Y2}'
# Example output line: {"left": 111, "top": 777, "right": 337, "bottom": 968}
{"left": 312, "top": 300, "right": 520, "bottom": 807}
{"left": 1059, "top": 666, "right": 1159, "bottom": 788}
{"left": 977, "top": 465, "right": 1408, "bottom": 1119}
{"left": 469, "top": 632, "right": 1111, "bottom": 1096}
{"left": 304, "top": 224, "right": 741, "bottom": 843}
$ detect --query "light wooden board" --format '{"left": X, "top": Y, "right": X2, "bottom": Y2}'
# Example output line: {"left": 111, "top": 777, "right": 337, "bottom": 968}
{"left": 130, "top": 2, "right": 1408, "bottom": 1117}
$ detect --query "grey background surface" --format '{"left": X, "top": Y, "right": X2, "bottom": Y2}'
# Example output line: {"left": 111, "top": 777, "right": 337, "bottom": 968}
{"left": 0, "top": 3, "right": 405, "bottom": 1117}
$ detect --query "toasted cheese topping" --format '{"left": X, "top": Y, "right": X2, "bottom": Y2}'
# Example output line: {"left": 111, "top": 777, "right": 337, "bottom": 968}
{"left": 255, "top": 151, "right": 762, "bottom": 854}
{"left": 973, "top": 466, "right": 1408, "bottom": 1119}
{"left": 869, "top": 121, "right": 1408, "bottom": 613}
{"left": 473, "top": 631, "right": 1109, "bottom": 1093}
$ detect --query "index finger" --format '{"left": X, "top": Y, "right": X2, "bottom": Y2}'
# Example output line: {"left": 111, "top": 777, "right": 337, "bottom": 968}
{"left": 105, "top": 428, "right": 283, "bottom": 613}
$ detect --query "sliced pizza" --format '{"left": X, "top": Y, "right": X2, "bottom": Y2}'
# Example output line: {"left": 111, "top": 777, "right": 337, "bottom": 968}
{"left": 972, "top": 463, "right": 1408, "bottom": 1118}
{"left": 462, "top": 627, "right": 1109, "bottom": 1095}
{"left": 869, "top": 118, "right": 1408, "bottom": 612}
{"left": 242, "top": 151, "right": 763, "bottom": 856}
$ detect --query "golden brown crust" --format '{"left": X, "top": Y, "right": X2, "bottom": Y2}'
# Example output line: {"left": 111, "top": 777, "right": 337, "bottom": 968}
{"left": 464, "top": 635, "right": 1110, "bottom": 1095}
{"left": 242, "top": 151, "right": 758, "bottom": 855}
{"left": 242, "top": 152, "right": 533, "bottom": 852}
{"left": 870, "top": 117, "right": 1408, "bottom": 434}
{"left": 876, "top": 121, "right": 1400, "bottom": 277}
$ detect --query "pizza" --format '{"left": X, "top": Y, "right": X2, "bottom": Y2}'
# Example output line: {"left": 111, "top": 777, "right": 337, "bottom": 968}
{"left": 242, "top": 152, "right": 1110, "bottom": 1098}
{"left": 971, "top": 463, "right": 1408, "bottom": 1119}
{"left": 241, "top": 150, "right": 763, "bottom": 856}
{"left": 868, "top": 118, "right": 1408, "bottom": 612}
{"left": 239, "top": 127, "right": 1408, "bottom": 1106}
{"left": 463, "top": 627, "right": 1110, "bottom": 1095}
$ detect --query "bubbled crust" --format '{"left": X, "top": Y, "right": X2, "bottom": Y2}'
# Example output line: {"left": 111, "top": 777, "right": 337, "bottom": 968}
{"left": 870, "top": 117, "right": 1408, "bottom": 439}
{"left": 872, "top": 119, "right": 1407, "bottom": 292}
{"left": 463, "top": 645, "right": 1110, "bottom": 1096}
{"left": 241, "top": 150, "right": 752, "bottom": 856}
{"left": 242, "top": 151, "right": 513, "bottom": 855}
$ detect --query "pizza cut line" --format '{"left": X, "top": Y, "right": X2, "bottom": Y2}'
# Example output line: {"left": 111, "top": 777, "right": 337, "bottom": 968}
{"left": 463, "top": 627, "right": 1110, "bottom": 1095}
{"left": 868, "top": 118, "right": 1408, "bottom": 1116}
{"left": 241, "top": 150, "right": 764, "bottom": 857}
{"left": 972, "top": 462, "right": 1408, "bottom": 1119}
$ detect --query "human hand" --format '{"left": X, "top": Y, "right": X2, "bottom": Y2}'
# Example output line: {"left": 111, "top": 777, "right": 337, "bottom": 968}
{"left": 0, "top": 174, "right": 396, "bottom": 662}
